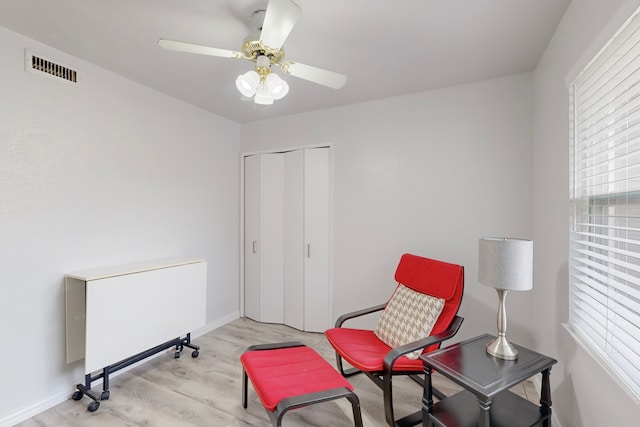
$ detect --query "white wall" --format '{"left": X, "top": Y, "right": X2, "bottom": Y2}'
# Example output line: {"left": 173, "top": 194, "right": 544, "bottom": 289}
{"left": 241, "top": 73, "right": 535, "bottom": 344}
{"left": 0, "top": 26, "right": 240, "bottom": 424}
{"left": 533, "top": 0, "right": 640, "bottom": 425}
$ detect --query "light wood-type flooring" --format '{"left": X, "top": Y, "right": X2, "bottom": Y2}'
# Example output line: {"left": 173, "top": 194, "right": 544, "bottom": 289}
{"left": 17, "top": 318, "right": 539, "bottom": 426}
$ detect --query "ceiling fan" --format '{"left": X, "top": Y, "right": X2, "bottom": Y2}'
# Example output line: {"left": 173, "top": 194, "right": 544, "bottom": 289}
{"left": 158, "top": 0, "right": 347, "bottom": 105}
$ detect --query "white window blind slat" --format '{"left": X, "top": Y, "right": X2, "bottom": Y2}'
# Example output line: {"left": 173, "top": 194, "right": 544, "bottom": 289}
{"left": 577, "top": 104, "right": 640, "bottom": 155}
{"left": 569, "top": 277, "right": 640, "bottom": 336}
{"left": 578, "top": 81, "right": 640, "bottom": 136}
{"left": 569, "top": 273, "right": 638, "bottom": 317}
{"left": 577, "top": 139, "right": 640, "bottom": 171}
{"left": 612, "top": 312, "right": 640, "bottom": 354}
{"left": 578, "top": 73, "right": 640, "bottom": 144}
{"left": 573, "top": 247, "right": 640, "bottom": 275}
{"left": 575, "top": 237, "right": 640, "bottom": 263}
{"left": 579, "top": 16, "right": 640, "bottom": 103}
{"left": 572, "top": 253, "right": 640, "bottom": 291}
{"left": 571, "top": 304, "right": 607, "bottom": 344}
{"left": 570, "top": 5, "right": 640, "bottom": 400}
{"left": 577, "top": 125, "right": 640, "bottom": 167}
{"left": 578, "top": 52, "right": 640, "bottom": 118}
{"left": 574, "top": 144, "right": 640, "bottom": 197}
{"left": 575, "top": 229, "right": 640, "bottom": 249}
{"left": 572, "top": 267, "right": 640, "bottom": 302}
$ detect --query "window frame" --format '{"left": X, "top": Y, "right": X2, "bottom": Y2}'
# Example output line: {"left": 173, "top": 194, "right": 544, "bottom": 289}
{"left": 568, "top": 5, "right": 640, "bottom": 402}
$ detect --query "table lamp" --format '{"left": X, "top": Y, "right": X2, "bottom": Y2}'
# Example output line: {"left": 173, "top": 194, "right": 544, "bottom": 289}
{"left": 478, "top": 237, "right": 533, "bottom": 360}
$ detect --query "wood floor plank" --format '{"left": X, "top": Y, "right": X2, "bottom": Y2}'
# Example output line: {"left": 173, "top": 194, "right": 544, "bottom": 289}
{"left": 15, "top": 318, "right": 539, "bottom": 426}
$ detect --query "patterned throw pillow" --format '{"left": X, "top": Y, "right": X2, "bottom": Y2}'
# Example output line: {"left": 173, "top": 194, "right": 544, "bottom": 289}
{"left": 374, "top": 284, "right": 445, "bottom": 359}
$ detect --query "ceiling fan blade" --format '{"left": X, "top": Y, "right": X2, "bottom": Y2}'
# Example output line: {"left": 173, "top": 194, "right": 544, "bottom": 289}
{"left": 260, "top": 0, "right": 301, "bottom": 50}
{"left": 280, "top": 61, "right": 347, "bottom": 89}
{"left": 158, "top": 39, "right": 243, "bottom": 59}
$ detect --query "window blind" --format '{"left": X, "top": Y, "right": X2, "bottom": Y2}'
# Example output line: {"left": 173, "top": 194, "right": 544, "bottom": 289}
{"left": 570, "top": 7, "right": 640, "bottom": 399}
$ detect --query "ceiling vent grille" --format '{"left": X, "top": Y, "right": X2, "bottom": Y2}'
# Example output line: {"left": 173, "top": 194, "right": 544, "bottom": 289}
{"left": 25, "top": 49, "right": 78, "bottom": 83}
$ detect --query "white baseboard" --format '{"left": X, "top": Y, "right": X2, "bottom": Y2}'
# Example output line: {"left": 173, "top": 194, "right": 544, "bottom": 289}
{"left": 0, "top": 388, "right": 72, "bottom": 427}
{"left": 0, "top": 312, "right": 240, "bottom": 427}
{"left": 191, "top": 311, "right": 239, "bottom": 339}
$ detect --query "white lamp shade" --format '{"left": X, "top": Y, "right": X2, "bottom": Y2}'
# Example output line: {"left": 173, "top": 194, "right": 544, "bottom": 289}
{"left": 265, "top": 73, "right": 289, "bottom": 100}
{"left": 478, "top": 237, "right": 533, "bottom": 291}
{"left": 236, "top": 65, "right": 289, "bottom": 104}
{"left": 254, "top": 84, "right": 274, "bottom": 105}
{"left": 235, "top": 71, "right": 260, "bottom": 97}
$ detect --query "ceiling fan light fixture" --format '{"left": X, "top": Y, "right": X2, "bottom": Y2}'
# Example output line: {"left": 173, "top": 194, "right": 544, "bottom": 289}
{"left": 254, "top": 84, "right": 274, "bottom": 105}
{"left": 235, "top": 70, "right": 260, "bottom": 97}
{"left": 238, "top": 65, "right": 288, "bottom": 105}
{"left": 266, "top": 73, "right": 289, "bottom": 100}
{"left": 159, "top": 0, "right": 349, "bottom": 108}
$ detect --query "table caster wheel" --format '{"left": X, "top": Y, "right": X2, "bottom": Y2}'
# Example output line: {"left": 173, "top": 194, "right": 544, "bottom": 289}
{"left": 174, "top": 351, "right": 181, "bottom": 359}
{"left": 72, "top": 390, "right": 83, "bottom": 401}
{"left": 87, "top": 401, "right": 100, "bottom": 412}
{"left": 101, "top": 390, "right": 110, "bottom": 400}
{"left": 191, "top": 350, "right": 199, "bottom": 358}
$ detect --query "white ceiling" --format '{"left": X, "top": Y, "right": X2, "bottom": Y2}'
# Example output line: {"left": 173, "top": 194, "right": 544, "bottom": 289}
{"left": 0, "top": 0, "right": 571, "bottom": 123}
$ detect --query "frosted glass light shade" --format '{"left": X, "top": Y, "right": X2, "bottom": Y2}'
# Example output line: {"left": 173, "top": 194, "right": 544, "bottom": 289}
{"left": 478, "top": 238, "right": 533, "bottom": 291}
{"left": 254, "top": 84, "right": 274, "bottom": 105}
{"left": 235, "top": 71, "right": 260, "bottom": 97}
{"left": 266, "top": 73, "right": 289, "bottom": 100}
{"left": 236, "top": 66, "right": 289, "bottom": 104}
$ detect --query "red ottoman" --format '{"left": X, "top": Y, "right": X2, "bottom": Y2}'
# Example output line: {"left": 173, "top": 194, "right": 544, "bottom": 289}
{"left": 240, "top": 342, "right": 363, "bottom": 427}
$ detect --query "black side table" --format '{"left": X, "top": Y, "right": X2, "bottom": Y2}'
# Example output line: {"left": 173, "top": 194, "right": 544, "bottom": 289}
{"left": 420, "top": 334, "right": 557, "bottom": 427}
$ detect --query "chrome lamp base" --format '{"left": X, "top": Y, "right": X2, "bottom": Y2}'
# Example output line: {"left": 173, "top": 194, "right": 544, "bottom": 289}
{"left": 486, "top": 334, "right": 518, "bottom": 360}
{"left": 487, "top": 288, "right": 518, "bottom": 360}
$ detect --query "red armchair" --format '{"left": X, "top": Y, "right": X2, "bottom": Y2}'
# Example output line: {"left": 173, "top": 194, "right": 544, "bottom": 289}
{"left": 325, "top": 254, "right": 464, "bottom": 426}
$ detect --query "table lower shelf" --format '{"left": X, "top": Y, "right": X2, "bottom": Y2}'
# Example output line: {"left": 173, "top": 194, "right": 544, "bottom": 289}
{"left": 426, "top": 389, "right": 550, "bottom": 427}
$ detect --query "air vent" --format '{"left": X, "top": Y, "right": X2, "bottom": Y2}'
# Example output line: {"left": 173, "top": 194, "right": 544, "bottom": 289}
{"left": 25, "top": 49, "right": 78, "bottom": 83}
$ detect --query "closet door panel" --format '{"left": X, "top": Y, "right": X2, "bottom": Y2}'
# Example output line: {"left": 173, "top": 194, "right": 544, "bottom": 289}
{"left": 283, "top": 150, "right": 304, "bottom": 330}
{"left": 258, "top": 153, "right": 285, "bottom": 324}
{"left": 303, "top": 148, "right": 330, "bottom": 332}
{"left": 243, "top": 155, "right": 260, "bottom": 321}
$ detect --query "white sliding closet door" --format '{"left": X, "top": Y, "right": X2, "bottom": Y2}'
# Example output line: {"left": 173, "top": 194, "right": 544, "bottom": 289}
{"left": 244, "top": 153, "right": 285, "bottom": 324}
{"left": 303, "top": 148, "right": 330, "bottom": 332}
{"left": 284, "top": 150, "right": 305, "bottom": 330}
{"left": 258, "top": 153, "right": 285, "bottom": 323}
{"left": 243, "top": 155, "right": 260, "bottom": 321}
{"left": 243, "top": 147, "right": 329, "bottom": 331}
